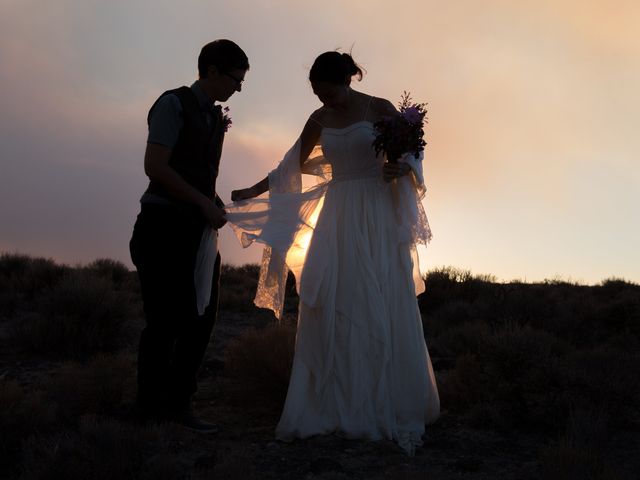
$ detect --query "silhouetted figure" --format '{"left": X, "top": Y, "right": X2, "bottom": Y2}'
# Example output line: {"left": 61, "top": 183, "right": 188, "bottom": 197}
{"left": 130, "top": 39, "right": 248, "bottom": 431}
{"left": 228, "top": 51, "right": 438, "bottom": 454}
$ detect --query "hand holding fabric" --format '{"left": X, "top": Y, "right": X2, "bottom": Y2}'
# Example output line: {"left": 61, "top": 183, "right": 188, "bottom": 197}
{"left": 200, "top": 201, "right": 227, "bottom": 229}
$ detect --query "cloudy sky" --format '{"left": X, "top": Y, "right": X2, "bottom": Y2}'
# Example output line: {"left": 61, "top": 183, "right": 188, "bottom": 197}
{"left": 1, "top": 0, "right": 639, "bottom": 283}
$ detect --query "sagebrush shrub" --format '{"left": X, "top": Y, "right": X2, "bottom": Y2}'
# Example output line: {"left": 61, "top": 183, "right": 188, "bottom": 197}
{"left": 223, "top": 321, "right": 296, "bottom": 409}
{"left": 0, "top": 380, "right": 58, "bottom": 476}
{"left": 42, "top": 352, "right": 136, "bottom": 423}
{"left": 11, "top": 270, "right": 137, "bottom": 359}
{"left": 20, "top": 416, "right": 184, "bottom": 480}
{"left": 540, "top": 408, "right": 620, "bottom": 480}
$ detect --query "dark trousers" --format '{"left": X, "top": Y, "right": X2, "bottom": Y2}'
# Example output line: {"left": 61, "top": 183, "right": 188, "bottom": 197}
{"left": 130, "top": 204, "right": 221, "bottom": 415}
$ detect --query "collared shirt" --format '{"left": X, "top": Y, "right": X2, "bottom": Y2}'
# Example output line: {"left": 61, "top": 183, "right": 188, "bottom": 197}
{"left": 146, "top": 81, "right": 217, "bottom": 147}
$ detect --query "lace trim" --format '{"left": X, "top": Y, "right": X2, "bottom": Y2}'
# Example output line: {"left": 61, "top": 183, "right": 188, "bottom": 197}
{"left": 254, "top": 247, "right": 288, "bottom": 317}
{"left": 413, "top": 196, "right": 433, "bottom": 245}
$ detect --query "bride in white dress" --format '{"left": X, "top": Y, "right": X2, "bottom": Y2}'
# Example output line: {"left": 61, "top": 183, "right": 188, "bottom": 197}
{"left": 225, "top": 51, "right": 439, "bottom": 455}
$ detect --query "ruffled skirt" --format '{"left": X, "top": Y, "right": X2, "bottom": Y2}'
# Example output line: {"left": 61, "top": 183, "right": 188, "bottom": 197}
{"left": 274, "top": 175, "right": 439, "bottom": 455}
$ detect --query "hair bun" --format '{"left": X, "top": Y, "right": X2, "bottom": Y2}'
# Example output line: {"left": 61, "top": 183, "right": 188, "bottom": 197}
{"left": 309, "top": 50, "right": 364, "bottom": 84}
{"left": 341, "top": 53, "right": 359, "bottom": 75}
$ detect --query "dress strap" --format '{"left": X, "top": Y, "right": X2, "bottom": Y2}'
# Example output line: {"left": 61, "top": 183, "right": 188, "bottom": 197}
{"left": 363, "top": 96, "right": 374, "bottom": 121}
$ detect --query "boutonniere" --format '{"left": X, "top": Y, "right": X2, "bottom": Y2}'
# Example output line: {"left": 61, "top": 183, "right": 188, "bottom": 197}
{"left": 222, "top": 106, "right": 232, "bottom": 132}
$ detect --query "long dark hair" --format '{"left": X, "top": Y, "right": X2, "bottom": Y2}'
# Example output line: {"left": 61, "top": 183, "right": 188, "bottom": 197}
{"left": 309, "top": 51, "right": 364, "bottom": 85}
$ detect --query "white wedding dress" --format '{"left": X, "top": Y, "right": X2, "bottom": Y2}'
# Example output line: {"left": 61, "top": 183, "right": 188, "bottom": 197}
{"left": 224, "top": 118, "right": 440, "bottom": 455}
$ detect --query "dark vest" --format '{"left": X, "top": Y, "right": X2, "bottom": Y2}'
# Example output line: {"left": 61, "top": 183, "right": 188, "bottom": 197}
{"left": 145, "top": 86, "right": 224, "bottom": 203}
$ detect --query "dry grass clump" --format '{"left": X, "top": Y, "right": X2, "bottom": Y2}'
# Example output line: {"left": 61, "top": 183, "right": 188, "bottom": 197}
{"left": 193, "top": 446, "right": 259, "bottom": 480}
{"left": 224, "top": 321, "right": 296, "bottom": 387}
{"left": 83, "top": 258, "right": 138, "bottom": 292}
{"left": 540, "top": 409, "right": 623, "bottom": 480}
{"left": 0, "top": 253, "right": 68, "bottom": 291}
{"left": 420, "top": 266, "right": 496, "bottom": 313}
{"left": 223, "top": 320, "right": 297, "bottom": 409}
{"left": 429, "top": 319, "right": 488, "bottom": 360}
{"left": 436, "top": 320, "right": 639, "bottom": 433}
{"left": 0, "top": 353, "right": 137, "bottom": 477}
{"left": 0, "top": 379, "right": 58, "bottom": 477}
{"left": 0, "top": 254, "right": 68, "bottom": 319}
{"left": 20, "top": 416, "right": 185, "bottom": 480}
{"left": 41, "top": 352, "right": 136, "bottom": 424}
{"left": 1, "top": 253, "right": 141, "bottom": 361}
{"left": 438, "top": 325, "right": 559, "bottom": 429}
{"left": 558, "top": 348, "right": 640, "bottom": 424}
{"left": 10, "top": 269, "right": 138, "bottom": 360}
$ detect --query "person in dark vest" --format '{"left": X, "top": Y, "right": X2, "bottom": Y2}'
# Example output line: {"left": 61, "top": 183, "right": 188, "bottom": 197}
{"left": 129, "top": 39, "right": 249, "bottom": 431}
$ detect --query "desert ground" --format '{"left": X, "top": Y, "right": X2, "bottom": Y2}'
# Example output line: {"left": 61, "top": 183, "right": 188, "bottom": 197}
{"left": 1, "top": 254, "right": 639, "bottom": 479}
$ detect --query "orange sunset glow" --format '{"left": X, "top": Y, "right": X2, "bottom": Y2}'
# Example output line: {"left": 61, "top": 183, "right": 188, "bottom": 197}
{"left": 1, "top": 0, "right": 638, "bottom": 283}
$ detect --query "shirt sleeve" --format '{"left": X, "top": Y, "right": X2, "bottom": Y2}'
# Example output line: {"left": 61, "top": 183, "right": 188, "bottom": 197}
{"left": 147, "top": 94, "right": 183, "bottom": 148}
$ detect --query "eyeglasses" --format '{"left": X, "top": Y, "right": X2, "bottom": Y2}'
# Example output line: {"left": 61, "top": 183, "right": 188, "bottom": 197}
{"left": 223, "top": 72, "right": 244, "bottom": 88}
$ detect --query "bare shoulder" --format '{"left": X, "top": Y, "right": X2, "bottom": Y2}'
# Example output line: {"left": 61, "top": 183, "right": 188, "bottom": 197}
{"left": 301, "top": 109, "right": 324, "bottom": 144}
{"left": 370, "top": 97, "right": 398, "bottom": 116}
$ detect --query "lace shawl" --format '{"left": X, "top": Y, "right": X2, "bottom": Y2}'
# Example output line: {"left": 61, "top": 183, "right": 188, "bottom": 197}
{"left": 224, "top": 140, "right": 431, "bottom": 319}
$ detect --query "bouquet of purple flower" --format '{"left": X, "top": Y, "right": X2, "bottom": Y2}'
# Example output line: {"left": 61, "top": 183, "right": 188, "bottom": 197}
{"left": 372, "top": 92, "right": 427, "bottom": 163}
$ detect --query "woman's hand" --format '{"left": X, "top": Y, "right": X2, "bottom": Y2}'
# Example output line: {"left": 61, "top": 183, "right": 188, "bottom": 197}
{"left": 382, "top": 162, "right": 412, "bottom": 182}
{"left": 231, "top": 187, "right": 258, "bottom": 202}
